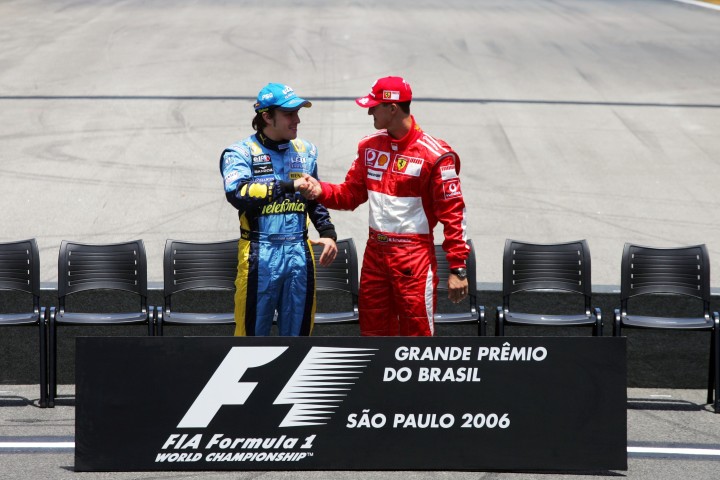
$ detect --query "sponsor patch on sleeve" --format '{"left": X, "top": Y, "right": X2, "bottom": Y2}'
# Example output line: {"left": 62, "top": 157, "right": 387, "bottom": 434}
{"left": 442, "top": 179, "right": 462, "bottom": 199}
{"left": 223, "top": 171, "right": 240, "bottom": 188}
{"left": 440, "top": 165, "right": 458, "bottom": 180}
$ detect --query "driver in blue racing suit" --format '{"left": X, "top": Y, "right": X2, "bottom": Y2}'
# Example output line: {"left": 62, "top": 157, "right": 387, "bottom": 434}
{"left": 220, "top": 83, "right": 337, "bottom": 336}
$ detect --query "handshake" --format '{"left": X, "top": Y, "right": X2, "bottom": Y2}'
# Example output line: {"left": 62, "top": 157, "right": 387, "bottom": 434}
{"left": 294, "top": 173, "right": 322, "bottom": 201}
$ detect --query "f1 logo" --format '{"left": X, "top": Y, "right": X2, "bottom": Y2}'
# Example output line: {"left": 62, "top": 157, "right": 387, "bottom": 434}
{"left": 177, "top": 347, "right": 287, "bottom": 428}
{"left": 177, "top": 346, "right": 376, "bottom": 429}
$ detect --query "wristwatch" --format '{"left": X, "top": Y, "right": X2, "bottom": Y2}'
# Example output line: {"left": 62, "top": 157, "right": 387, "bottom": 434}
{"left": 450, "top": 267, "right": 468, "bottom": 280}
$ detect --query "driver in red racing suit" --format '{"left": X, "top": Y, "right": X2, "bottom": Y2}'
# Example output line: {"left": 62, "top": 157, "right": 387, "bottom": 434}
{"left": 299, "top": 76, "right": 469, "bottom": 336}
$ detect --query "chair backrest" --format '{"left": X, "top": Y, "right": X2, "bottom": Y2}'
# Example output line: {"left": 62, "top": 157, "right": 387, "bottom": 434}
{"left": 312, "top": 238, "right": 359, "bottom": 296}
{"left": 434, "top": 239, "right": 479, "bottom": 325}
{"left": 163, "top": 239, "right": 238, "bottom": 300}
{"left": 435, "top": 239, "right": 477, "bottom": 295}
{"left": 502, "top": 239, "right": 591, "bottom": 307}
{"left": 0, "top": 238, "right": 40, "bottom": 312}
{"left": 58, "top": 240, "right": 147, "bottom": 308}
{"left": 0, "top": 238, "right": 40, "bottom": 297}
{"left": 620, "top": 243, "right": 710, "bottom": 302}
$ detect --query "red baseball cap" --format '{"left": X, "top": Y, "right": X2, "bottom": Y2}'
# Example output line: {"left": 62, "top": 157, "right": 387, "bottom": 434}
{"left": 355, "top": 76, "right": 413, "bottom": 108}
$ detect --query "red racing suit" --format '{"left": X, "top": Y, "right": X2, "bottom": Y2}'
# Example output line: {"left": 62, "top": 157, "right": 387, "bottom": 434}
{"left": 318, "top": 116, "right": 468, "bottom": 336}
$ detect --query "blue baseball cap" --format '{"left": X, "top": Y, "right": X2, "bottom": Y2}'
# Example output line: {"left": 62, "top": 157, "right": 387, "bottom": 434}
{"left": 254, "top": 83, "right": 312, "bottom": 112}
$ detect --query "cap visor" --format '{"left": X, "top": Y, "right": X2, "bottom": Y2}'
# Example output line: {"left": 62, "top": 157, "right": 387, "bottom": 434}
{"left": 355, "top": 96, "right": 380, "bottom": 108}
{"left": 277, "top": 99, "right": 312, "bottom": 111}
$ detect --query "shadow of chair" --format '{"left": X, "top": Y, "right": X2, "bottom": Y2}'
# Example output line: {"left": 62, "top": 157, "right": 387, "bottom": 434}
{"left": 48, "top": 240, "right": 152, "bottom": 407}
{"left": 495, "top": 239, "right": 602, "bottom": 336}
{"left": 613, "top": 243, "right": 719, "bottom": 413}
{"left": 434, "top": 239, "right": 485, "bottom": 335}
{"left": 312, "top": 238, "right": 359, "bottom": 324}
{"left": 0, "top": 238, "right": 47, "bottom": 407}
{"left": 157, "top": 238, "right": 238, "bottom": 335}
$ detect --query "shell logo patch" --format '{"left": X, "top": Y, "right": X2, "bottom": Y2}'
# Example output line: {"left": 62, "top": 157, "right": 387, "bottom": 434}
{"left": 365, "top": 149, "right": 391, "bottom": 170}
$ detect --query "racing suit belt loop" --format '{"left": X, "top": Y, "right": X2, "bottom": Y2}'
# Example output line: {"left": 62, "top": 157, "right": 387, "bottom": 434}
{"left": 241, "top": 228, "right": 308, "bottom": 243}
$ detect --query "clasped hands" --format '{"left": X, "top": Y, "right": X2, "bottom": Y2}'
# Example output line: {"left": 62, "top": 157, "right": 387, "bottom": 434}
{"left": 294, "top": 174, "right": 322, "bottom": 201}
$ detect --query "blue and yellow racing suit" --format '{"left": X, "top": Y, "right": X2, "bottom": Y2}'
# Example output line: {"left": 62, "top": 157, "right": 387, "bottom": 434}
{"left": 220, "top": 133, "right": 336, "bottom": 336}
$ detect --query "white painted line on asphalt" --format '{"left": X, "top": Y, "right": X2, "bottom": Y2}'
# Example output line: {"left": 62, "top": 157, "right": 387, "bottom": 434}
{"left": 671, "top": 0, "right": 720, "bottom": 11}
{"left": 3, "top": 443, "right": 720, "bottom": 457}
{"left": 628, "top": 446, "right": 720, "bottom": 456}
{"left": 0, "top": 442, "right": 75, "bottom": 449}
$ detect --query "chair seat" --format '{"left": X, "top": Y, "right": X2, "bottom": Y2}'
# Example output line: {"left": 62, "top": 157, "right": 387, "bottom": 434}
{"left": 314, "top": 311, "right": 358, "bottom": 324}
{"left": 55, "top": 311, "right": 148, "bottom": 325}
{"left": 163, "top": 311, "right": 234, "bottom": 325}
{"left": 435, "top": 312, "right": 479, "bottom": 323}
{"left": 505, "top": 311, "right": 595, "bottom": 327}
{"left": 0, "top": 312, "right": 40, "bottom": 325}
{"left": 622, "top": 314, "right": 714, "bottom": 330}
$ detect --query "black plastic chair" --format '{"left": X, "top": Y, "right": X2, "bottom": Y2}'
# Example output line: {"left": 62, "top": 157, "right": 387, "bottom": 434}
{"left": 0, "top": 239, "right": 47, "bottom": 407}
{"left": 49, "top": 240, "right": 152, "bottom": 407}
{"left": 157, "top": 238, "right": 238, "bottom": 335}
{"left": 613, "top": 243, "right": 719, "bottom": 413}
{"left": 434, "top": 239, "right": 486, "bottom": 335}
{"left": 496, "top": 239, "right": 602, "bottom": 336}
{"left": 312, "top": 238, "right": 359, "bottom": 324}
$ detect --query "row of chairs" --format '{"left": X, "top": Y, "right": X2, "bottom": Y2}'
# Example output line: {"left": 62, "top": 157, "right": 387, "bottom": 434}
{"left": 497, "top": 239, "right": 718, "bottom": 414}
{"left": 0, "top": 237, "right": 477, "bottom": 408}
{"left": 1, "top": 238, "right": 717, "bottom": 412}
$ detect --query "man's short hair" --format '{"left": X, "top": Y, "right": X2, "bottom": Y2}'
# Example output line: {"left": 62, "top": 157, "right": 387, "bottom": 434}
{"left": 396, "top": 101, "right": 411, "bottom": 115}
{"left": 252, "top": 108, "right": 275, "bottom": 131}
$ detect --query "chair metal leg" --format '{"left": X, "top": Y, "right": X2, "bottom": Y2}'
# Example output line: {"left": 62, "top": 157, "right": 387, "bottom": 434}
{"left": 613, "top": 309, "right": 622, "bottom": 337}
{"left": 38, "top": 307, "right": 48, "bottom": 408}
{"left": 594, "top": 308, "right": 603, "bottom": 337}
{"left": 713, "top": 315, "right": 720, "bottom": 413}
{"left": 708, "top": 331, "right": 715, "bottom": 406}
{"left": 477, "top": 306, "right": 486, "bottom": 336}
{"left": 156, "top": 308, "right": 163, "bottom": 336}
{"left": 147, "top": 308, "right": 154, "bottom": 336}
{"left": 48, "top": 307, "right": 56, "bottom": 408}
{"left": 495, "top": 307, "right": 504, "bottom": 336}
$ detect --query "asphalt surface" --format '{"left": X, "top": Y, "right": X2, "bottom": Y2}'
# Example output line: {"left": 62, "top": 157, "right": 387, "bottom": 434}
{"left": 2, "top": 0, "right": 720, "bottom": 478}
{"left": 2, "top": 0, "right": 720, "bottom": 287}
{"left": 1, "top": 385, "right": 719, "bottom": 479}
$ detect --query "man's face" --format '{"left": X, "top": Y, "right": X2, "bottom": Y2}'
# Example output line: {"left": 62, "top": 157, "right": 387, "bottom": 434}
{"left": 368, "top": 103, "right": 393, "bottom": 130}
{"left": 263, "top": 109, "right": 301, "bottom": 141}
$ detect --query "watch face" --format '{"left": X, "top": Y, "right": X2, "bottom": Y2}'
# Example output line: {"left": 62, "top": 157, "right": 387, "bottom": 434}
{"left": 452, "top": 268, "right": 467, "bottom": 279}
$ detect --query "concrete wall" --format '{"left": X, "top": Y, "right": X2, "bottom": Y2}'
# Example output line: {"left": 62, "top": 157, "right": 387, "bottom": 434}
{"left": 0, "top": 286, "right": 716, "bottom": 390}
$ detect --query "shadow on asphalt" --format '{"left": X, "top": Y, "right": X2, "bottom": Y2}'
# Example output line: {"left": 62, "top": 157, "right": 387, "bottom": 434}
{"left": 627, "top": 397, "right": 707, "bottom": 412}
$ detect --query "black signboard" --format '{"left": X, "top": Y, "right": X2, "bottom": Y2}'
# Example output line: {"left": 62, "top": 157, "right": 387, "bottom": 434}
{"left": 75, "top": 336, "right": 627, "bottom": 472}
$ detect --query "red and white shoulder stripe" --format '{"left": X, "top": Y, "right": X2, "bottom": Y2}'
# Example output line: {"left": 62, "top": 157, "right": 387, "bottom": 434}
{"left": 416, "top": 133, "right": 449, "bottom": 157}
